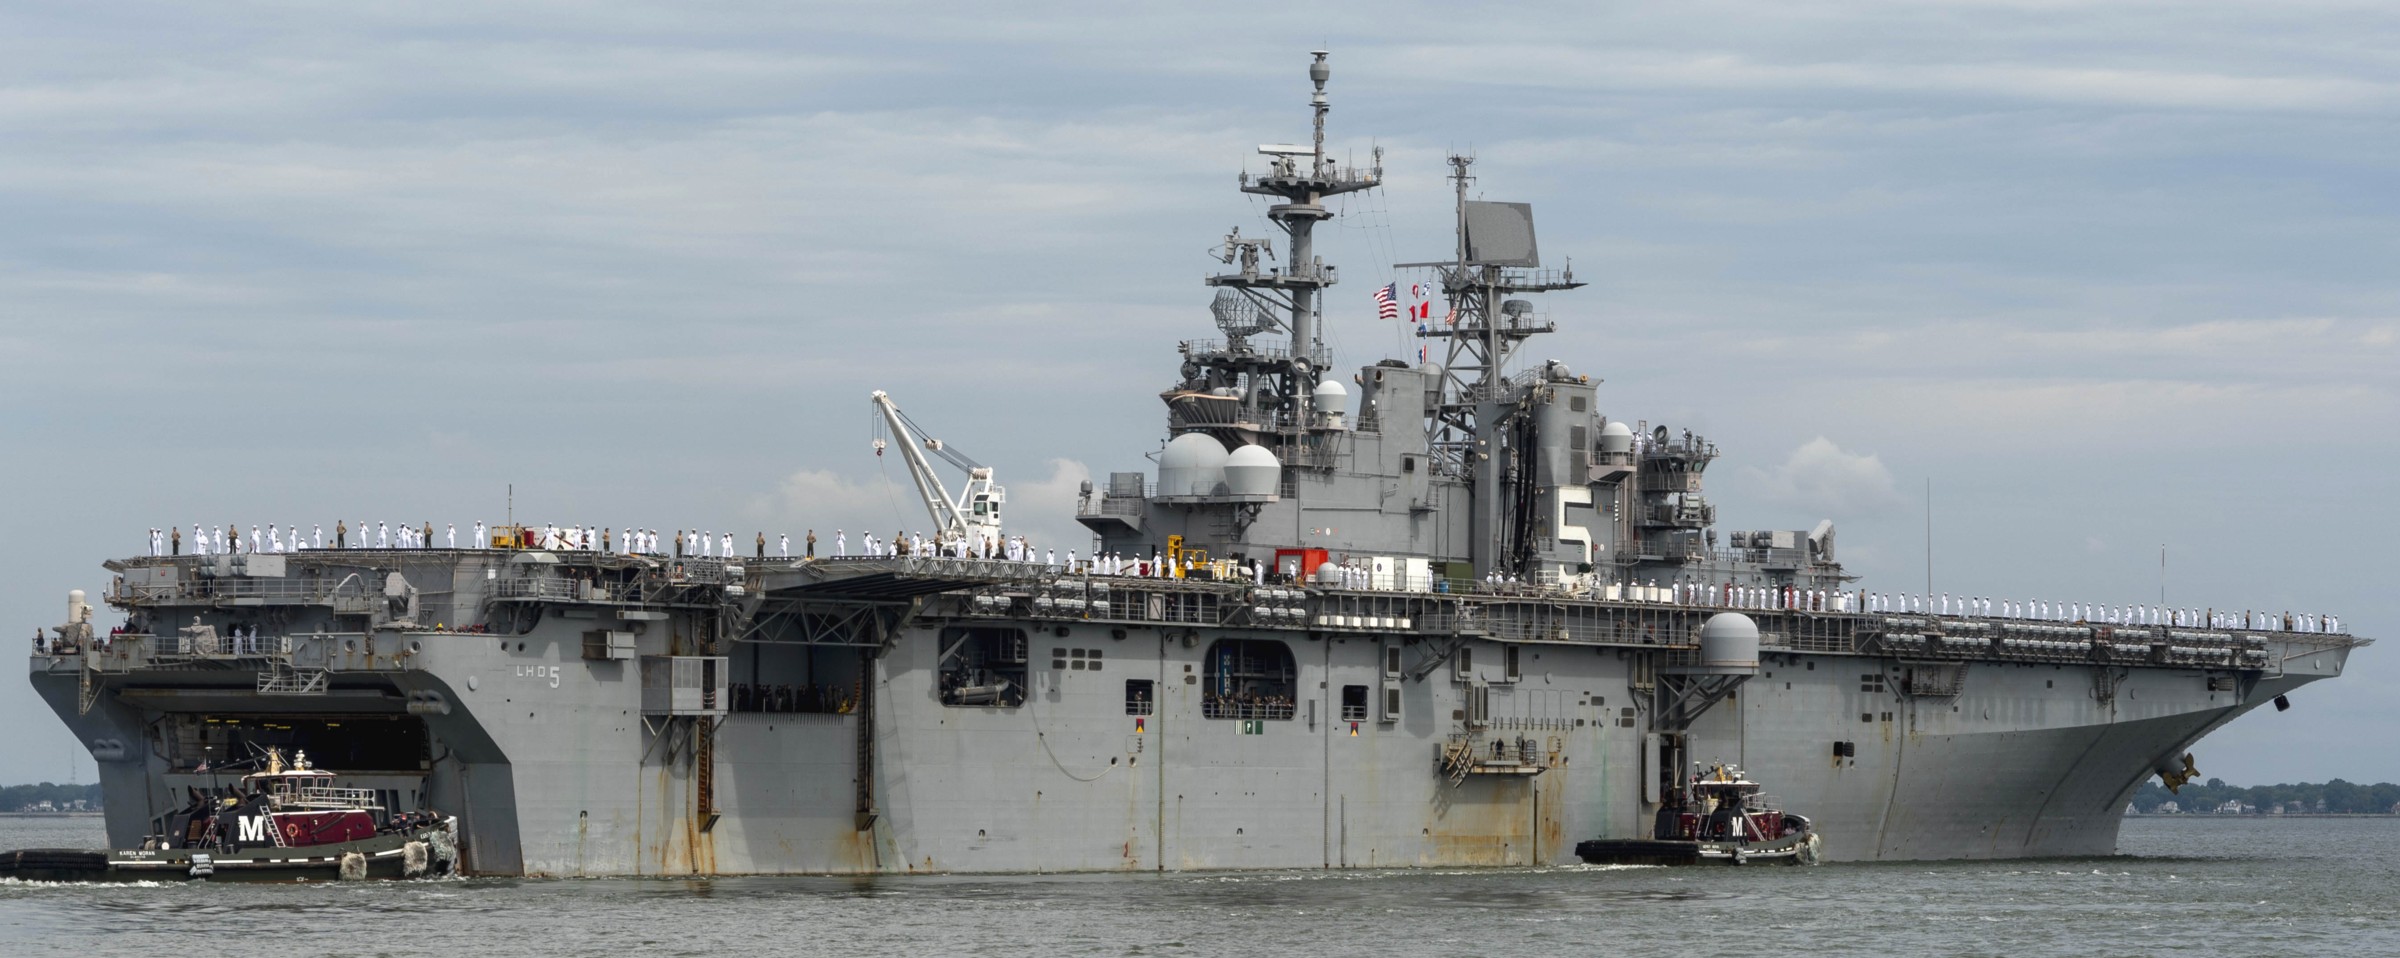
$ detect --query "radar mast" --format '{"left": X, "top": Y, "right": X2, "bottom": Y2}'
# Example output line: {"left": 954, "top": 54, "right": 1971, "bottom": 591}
{"left": 1176, "top": 51, "right": 1381, "bottom": 467}
{"left": 1399, "top": 156, "right": 1586, "bottom": 572}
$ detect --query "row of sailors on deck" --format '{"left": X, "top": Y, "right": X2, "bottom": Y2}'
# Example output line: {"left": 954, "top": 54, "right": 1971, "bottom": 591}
{"left": 1630, "top": 581, "right": 2343, "bottom": 634}
{"left": 149, "top": 522, "right": 458, "bottom": 555}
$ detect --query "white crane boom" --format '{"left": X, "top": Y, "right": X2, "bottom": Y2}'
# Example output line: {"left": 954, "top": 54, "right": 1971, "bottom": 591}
{"left": 870, "top": 390, "right": 1005, "bottom": 548}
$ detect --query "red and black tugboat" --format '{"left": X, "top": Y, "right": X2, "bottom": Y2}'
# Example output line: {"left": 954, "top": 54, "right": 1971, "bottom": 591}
{"left": 0, "top": 748, "right": 457, "bottom": 882}
{"left": 1575, "top": 763, "right": 1821, "bottom": 866}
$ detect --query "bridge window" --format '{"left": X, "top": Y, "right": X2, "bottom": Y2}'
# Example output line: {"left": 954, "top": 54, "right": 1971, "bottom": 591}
{"left": 1202, "top": 638, "right": 1295, "bottom": 721}
{"left": 939, "top": 626, "right": 1028, "bottom": 708}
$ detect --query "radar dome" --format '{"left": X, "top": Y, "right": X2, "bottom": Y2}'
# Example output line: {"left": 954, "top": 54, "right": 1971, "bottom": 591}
{"left": 1159, "top": 432, "right": 1231, "bottom": 498}
{"left": 1698, "top": 612, "right": 1761, "bottom": 673}
{"left": 1599, "top": 420, "right": 1634, "bottom": 454}
{"left": 1311, "top": 379, "right": 1350, "bottom": 429}
{"left": 1224, "top": 443, "right": 1282, "bottom": 498}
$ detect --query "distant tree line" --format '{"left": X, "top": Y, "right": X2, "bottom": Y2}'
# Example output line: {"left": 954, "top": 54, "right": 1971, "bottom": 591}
{"left": 1, "top": 782, "right": 105, "bottom": 811}
{"left": 2129, "top": 778, "right": 2400, "bottom": 814}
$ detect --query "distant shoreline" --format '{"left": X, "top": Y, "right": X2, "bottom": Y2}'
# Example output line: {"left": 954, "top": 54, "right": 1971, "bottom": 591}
{"left": 2127, "top": 813, "right": 2399, "bottom": 819}
{"left": 0, "top": 811, "right": 103, "bottom": 818}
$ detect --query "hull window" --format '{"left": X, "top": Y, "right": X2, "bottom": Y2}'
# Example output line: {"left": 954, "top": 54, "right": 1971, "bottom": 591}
{"left": 940, "top": 627, "right": 1029, "bottom": 708}
{"left": 1203, "top": 639, "right": 1295, "bottom": 721}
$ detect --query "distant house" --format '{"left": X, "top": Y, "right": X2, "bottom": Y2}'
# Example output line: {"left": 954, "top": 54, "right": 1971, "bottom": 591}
{"left": 2158, "top": 801, "right": 2181, "bottom": 814}
{"left": 2215, "top": 800, "right": 2250, "bottom": 815}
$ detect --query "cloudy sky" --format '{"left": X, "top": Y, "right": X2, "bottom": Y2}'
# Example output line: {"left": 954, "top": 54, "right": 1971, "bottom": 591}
{"left": 2, "top": 1, "right": 2393, "bottom": 787}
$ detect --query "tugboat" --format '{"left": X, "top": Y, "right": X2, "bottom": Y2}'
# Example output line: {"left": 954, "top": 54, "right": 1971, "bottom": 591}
{"left": 1575, "top": 763, "right": 1821, "bottom": 866}
{"left": 0, "top": 749, "right": 457, "bottom": 882}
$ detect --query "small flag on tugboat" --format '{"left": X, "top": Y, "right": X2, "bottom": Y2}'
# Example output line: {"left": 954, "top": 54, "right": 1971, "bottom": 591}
{"left": 1373, "top": 283, "right": 1400, "bottom": 319}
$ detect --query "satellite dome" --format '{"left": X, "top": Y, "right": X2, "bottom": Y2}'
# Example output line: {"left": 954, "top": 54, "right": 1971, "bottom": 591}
{"left": 1159, "top": 432, "right": 1231, "bottom": 497}
{"left": 1310, "top": 378, "right": 1351, "bottom": 430}
{"left": 1224, "top": 444, "right": 1282, "bottom": 498}
{"left": 1599, "top": 420, "right": 1634, "bottom": 454}
{"left": 1699, "top": 613, "right": 1761, "bottom": 673}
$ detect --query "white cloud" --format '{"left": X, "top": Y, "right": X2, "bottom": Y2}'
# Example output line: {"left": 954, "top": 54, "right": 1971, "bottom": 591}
{"left": 749, "top": 467, "right": 912, "bottom": 541}
{"left": 744, "top": 459, "right": 1095, "bottom": 554}
{"left": 1002, "top": 458, "right": 1095, "bottom": 554}
{"left": 1749, "top": 437, "right": 1903, "bottom": 517}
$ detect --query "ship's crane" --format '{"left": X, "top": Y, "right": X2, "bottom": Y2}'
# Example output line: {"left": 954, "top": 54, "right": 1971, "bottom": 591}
{"left": 870, "top": 390, "right": 1005, "bottom": 548}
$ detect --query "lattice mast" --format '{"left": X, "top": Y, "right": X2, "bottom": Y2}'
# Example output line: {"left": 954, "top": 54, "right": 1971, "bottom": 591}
{"left": 1196, "top": 52, "right": 1381, "bottom": 458}
{"left": 1408, "top": 155, "right": 1585, "bottom": 573}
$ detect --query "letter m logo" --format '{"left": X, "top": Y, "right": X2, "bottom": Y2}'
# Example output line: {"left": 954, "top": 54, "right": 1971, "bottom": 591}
{"left": 238, "top": 816, "right": 270, "bottom": 844}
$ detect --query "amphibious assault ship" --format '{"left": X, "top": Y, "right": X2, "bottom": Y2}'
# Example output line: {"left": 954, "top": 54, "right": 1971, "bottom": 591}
{"left": 32, "top": 53, "right": 2365, "bottom": 875}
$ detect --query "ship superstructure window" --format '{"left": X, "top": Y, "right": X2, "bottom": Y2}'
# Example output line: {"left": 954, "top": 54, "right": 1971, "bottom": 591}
{"left": 1203, "top": 638, "right": 1296, "bottom": 720}
{"left": 1341, "top": 685, "right": 1369, "bottom": 721}
{"left": 1126, "top": 679, "right": 1155, "bottom": 715}
{"left": 939, "top": 626, "right": 1028, "bottom": 708}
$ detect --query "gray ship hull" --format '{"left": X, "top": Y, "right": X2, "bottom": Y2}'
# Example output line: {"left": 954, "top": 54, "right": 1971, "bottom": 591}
{"left": 31, "top": 554, "right": 2356, "bottom": 875}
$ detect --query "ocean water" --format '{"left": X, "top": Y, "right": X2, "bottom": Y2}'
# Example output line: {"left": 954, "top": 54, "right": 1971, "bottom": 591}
{"left": 0, "top": 815, "right": 2390, "bottom": 957}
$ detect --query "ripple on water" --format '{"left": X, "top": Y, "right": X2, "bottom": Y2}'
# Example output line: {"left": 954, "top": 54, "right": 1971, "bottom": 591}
{"left": 0, "top": 818, "right": 2396, "bottom": 957}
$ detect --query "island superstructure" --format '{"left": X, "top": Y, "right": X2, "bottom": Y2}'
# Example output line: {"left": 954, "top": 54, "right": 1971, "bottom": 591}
{"left": 30, "top": 53, "right": 2365, "bottom": 875}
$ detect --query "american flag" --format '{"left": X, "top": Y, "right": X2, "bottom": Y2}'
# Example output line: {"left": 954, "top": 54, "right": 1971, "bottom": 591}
{"left": 1372, "top": 283, "right": 1399, "bottom": 320}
